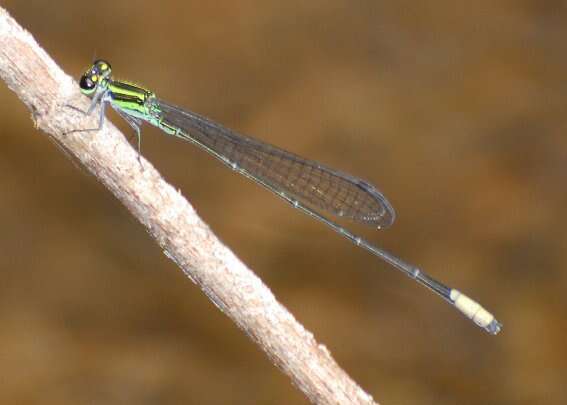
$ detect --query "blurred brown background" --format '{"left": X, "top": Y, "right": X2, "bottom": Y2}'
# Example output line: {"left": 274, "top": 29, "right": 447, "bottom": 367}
{"left": 1, "top": 1, "right": 566, "bottom": 404}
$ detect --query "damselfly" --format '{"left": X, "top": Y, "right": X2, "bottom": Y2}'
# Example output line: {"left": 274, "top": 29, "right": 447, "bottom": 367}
{"left": 72, "top": 60, "right": 501, "bottom": 334}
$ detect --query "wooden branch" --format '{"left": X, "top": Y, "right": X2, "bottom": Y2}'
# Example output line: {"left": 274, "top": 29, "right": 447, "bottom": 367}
{"left": 0, "top": 7, "right": 379, "bottom": 405}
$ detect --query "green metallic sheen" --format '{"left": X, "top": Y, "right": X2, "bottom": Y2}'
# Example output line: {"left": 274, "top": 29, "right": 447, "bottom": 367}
{"left": 108, "top": 81, "right": 155, "bottom": 118}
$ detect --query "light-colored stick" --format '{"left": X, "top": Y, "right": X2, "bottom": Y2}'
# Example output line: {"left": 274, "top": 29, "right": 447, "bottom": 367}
{"left": 0, "top": 7, "right": 378, "bottom": 405}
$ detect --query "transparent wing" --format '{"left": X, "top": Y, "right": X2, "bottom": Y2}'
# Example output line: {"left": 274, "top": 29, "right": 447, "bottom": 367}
{"left": 155, "top": 99, "right": 395, "bottom": 228}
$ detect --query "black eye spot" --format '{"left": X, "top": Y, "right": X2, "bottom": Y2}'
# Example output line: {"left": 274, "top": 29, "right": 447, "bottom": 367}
{"left": 79, "top": 74, "right": 95, "bottom": 91}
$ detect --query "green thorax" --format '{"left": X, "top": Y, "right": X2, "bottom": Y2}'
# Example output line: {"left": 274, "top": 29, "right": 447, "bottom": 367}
{"left": 108, "top": 80, "right": 156, "bottom": 119}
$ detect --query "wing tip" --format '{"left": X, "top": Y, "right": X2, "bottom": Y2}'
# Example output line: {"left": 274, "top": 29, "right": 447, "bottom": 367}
{"left": 356, "top": 179, "right": 396, "bottom": 229}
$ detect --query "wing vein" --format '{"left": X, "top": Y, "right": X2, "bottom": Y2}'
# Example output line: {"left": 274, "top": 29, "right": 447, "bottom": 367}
{"left": 156, "top": 99, "right": 395, "bottom": 228}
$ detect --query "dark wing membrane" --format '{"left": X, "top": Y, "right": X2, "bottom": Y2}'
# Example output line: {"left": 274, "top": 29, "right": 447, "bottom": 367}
{"left": 156, "top": 99, "right": 395, "bottom": 228}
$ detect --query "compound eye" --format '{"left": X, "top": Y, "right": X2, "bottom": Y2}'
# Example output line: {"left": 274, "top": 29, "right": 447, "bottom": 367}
{"left": 79, "top": 74, "right": 96, "bottom": 94}
{"left": 94, "top": 59, "right": 111, "bottom": 72}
